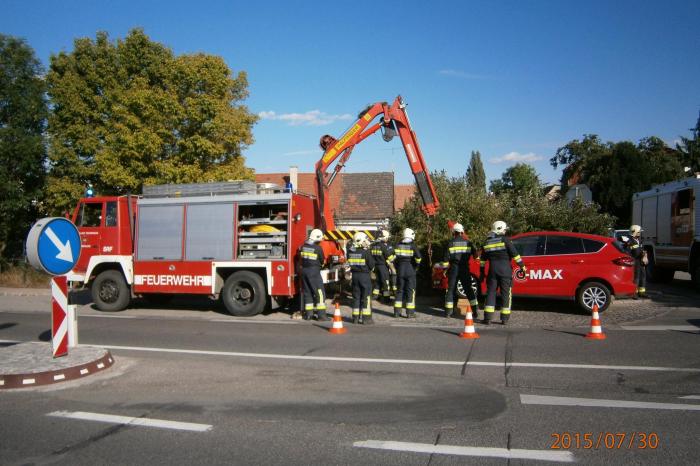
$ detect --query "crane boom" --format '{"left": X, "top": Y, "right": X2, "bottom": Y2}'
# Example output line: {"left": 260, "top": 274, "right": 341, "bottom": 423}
{"left": 314, "top": 96, "right": 440, "bottom": 231}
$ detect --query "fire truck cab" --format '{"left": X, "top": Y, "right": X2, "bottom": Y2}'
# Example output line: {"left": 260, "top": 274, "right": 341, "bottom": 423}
{"left": 67, "top": 181, "right": 343, "bottom": 316}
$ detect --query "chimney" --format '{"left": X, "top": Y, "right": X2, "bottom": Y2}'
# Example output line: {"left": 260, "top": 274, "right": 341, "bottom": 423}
{"left": 288, "top": 166, "right": 298, "bottom": 192}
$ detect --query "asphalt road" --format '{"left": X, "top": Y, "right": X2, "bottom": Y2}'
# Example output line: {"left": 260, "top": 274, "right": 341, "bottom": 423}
{"left": 0, "top": 278, "right": 698, "bottom": 465}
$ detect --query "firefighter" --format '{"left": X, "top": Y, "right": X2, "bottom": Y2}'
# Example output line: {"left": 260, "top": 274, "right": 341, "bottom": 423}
{"left": 348, "top": 231, "right": 375, "bottom": 324}
{"left": 442, "top": 223, "right": 479, "bottom": 318}
{"left": 371, "top": 229, "right": 395, "bottom": 302}
{"left": 393, "top": 228, "right": 422, "bottom": 319}
{"left": 480, "top": 221, "right": 525, "bottom": 325}
{"left": 625, "top": 224, "right": 648, "bottom": 299}
{"left": 299, "top": 229, "right": 328, "bottom": 321}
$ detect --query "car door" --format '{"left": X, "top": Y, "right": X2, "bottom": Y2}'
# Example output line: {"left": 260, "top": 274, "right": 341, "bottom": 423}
{"left": 73, "top": 200, "right": 104, "bottom": 273}
{"left": 540, "top": 235, "right": 587, "bottom": 298}
{"left": 510, "top": 235, "right": 547, "bottom": 296}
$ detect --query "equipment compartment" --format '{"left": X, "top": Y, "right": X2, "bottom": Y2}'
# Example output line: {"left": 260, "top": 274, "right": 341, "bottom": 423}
{"left": 236, "top": 203, "right": 289, "bottom": 259}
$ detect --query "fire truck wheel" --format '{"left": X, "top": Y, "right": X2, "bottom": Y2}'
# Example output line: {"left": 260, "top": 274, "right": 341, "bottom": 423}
{"left": 92, "top": 270, "right": 131, "bottom": 312}
{"left": 576, "top": 281, "right": 611, "bottom": 313}
{"left": 222, "top": 271, "right": 266, "bottom": 316}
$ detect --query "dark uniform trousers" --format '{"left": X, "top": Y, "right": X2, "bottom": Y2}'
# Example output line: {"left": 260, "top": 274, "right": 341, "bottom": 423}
{"left": 446, "top": 265, "right": 478, "bottom": 314}
{"left": 352, "top": 272, "right": 373, "bottom": 318}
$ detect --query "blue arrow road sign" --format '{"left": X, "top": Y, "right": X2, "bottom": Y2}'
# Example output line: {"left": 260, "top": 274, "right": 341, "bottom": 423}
{"left": 26, "top": 217, "right": 81, "bottom": 276}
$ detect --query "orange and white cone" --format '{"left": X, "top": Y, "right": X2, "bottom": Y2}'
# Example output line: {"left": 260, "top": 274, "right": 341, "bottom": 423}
{"left": 459, "top": 303, "right": 480, "bottom": 339}
{"left": 329, "top": 302, "right": 347, "bottom": 335}
{"left": 585, "top": 304, "right": 606, "bottom": 340}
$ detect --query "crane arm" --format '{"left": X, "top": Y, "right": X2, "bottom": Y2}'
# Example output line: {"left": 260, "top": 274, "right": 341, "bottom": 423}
{"left": 314, "top": 96, "right": 440, "bottom": 231}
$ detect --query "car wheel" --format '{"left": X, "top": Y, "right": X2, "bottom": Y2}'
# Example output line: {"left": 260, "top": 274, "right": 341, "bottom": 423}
{"left": 576, "top": 281, "right": 611, "bottom": 313}
{"left": 92, "top": 270, "right": 131, "bottom": 312}
{"left": 456, "top": 275, "right": 480, "bottom": 299}
{"left": 221, "top": 271, "right": 267, "bottom": 316}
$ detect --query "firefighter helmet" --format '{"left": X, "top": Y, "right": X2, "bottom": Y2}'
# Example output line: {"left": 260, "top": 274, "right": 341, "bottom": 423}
{"left": 492, "top": 221, "right": 508, "bottom": 235}
{"left": 630, "top": 225, "right": 643, "bottom": 236}
{"left": 353, "top": 231, "right": 370, "bottom": 248}
{"left": 309, "top": 229, "right": 324, "bottom": 242}
{"left": 379, "top": 229, "right": 390, "bottom": 242}
{"left": 403, "top": 228, "right": 416, "bottom": 241}
{"left": 452, "top": 223, "right": 464, "bottom": 233}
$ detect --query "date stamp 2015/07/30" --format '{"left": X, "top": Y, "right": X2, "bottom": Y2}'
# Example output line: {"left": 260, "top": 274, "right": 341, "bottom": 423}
{"left": 550, "top": 432, "right": 659, "bottom": 450}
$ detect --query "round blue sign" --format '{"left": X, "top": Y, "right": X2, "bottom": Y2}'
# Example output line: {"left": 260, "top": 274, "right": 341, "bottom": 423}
{"left": 26, "top": 218, "right": 81, "bottom": 275}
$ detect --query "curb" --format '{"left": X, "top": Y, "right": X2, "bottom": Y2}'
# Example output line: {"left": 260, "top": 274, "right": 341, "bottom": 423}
{"left": 0, "top": 343, "right": 115, "bottom": 390}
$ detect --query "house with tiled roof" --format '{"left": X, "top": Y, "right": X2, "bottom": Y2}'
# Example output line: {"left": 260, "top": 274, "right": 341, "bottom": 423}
{"left": 255, "top": 169, "right": 398, "bottom": 232}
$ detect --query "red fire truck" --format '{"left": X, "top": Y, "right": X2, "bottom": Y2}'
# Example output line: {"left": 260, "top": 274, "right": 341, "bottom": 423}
{"left": 66, "top": 96, "right": 439, "bottom": 316}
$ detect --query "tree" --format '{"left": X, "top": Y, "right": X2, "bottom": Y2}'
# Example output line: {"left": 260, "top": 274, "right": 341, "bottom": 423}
{"left": 0, "top": 35, "right": 47, "bottom": 262}
{"left": 489, "top": 163, "right": 541, "bottom": 195}
{"left": 45, "top": 29, "right": 257, "bottom": 214}
{"left": 465, "top": 150, "right": 486, "bottom": 193}
{"left": 677, "top": 111, "right": 700, "bottom": 174}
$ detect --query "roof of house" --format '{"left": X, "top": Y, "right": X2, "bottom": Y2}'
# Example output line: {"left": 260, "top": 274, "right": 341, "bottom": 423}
{"left": 394, "top": 184, "right": 416, "bottom": 212}
{"left": 255, "top": 172, "right": 395, "bottom": 221}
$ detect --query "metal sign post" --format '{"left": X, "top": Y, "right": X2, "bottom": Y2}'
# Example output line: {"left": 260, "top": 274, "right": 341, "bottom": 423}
{"left": 26, "top": 217, "right": 81, "bottom": 358}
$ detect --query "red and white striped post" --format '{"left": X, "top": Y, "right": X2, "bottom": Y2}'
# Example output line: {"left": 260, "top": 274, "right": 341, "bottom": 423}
{"left": 52, "top": 276, "right": 69, "bottom": 357}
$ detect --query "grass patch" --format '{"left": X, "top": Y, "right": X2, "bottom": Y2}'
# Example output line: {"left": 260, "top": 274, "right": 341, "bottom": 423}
{"left": 0, "top": 263, "right": 51, "bottom": 288}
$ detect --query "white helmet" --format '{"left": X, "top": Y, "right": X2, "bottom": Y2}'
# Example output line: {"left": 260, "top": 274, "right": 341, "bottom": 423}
{"left": 629, "top": 225, "right": 643, "bottom": 236}
{"left": 403, "top": 228, "right": 415, "bottom": 241}
{"left": 379, "top": 229, "right": 390, "bottom": 242}
{"left": 452, "top": 223, "right": 464, "bottom": 233}
{"left": 353, "top": 231, "right": 370, "bottom": 248}
{"left": 309, "top": 229, "right": 324, "bottom": 242}
{"left": 492, "top": 221, "right": 507, "bottom": 235}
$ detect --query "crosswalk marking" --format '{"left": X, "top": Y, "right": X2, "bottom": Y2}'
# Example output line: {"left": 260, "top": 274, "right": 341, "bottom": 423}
{"left": 47, "top": 411, "right": 212, "bottom": 432}
{"left": 521, "top": 394, "right": 700, "bottom": 411}
{"left": 354, "top": 440, "right": 575, "bottom": 463}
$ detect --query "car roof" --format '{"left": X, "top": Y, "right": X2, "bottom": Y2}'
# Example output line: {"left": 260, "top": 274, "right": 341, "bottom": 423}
{"left": 512, "top": 231, "right": 613, "bottom": 242}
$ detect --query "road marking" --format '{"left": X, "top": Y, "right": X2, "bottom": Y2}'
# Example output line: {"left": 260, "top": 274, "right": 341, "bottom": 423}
{"left": 74, "top": 343, "right": 700, "bottom": 373}
{"left": 620, "top": 325, "right": 700, "bottom": 331}
{"left": 680, "top": 395, "right": 700, "bottom": 400}
{"left": 353, "top": 440, "right": 574, "bottom": 463}
{"left": 47, "top": 411, "right": 212, "bottom": 432}
{"left": 521, "top": 394, "right": 700, "bottom": 411}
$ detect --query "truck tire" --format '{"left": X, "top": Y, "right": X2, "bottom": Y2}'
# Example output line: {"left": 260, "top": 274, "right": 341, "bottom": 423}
{"left": 92, "top": 270, "right": 131, "bottom": 312}
{"left": 222, "top": 271, "right": 267, "bottom": 316}
{"left": 576, "top": 281, "right": 611, "bottom": 313}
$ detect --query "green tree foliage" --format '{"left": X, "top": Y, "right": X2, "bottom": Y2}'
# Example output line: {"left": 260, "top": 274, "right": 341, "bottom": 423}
{"left": 465, "top": 150, "right": 486, "bottom": 193}
{"left": 489, "top": 163, "right": 541, "bottom": 195}
{"left": 677, "top": 112, "right": 700, "bottom": 173}
{"left": 45, "top": 29, "right": 257, "bottom": 214}
{"left": 0, "top": 34, "right": 47, "bottom": 262}
{"left": 392, "top": 171, "right": 614, "bottom": 267}
{"left": 551, "top": 135, "right": 683, "bottom": 225}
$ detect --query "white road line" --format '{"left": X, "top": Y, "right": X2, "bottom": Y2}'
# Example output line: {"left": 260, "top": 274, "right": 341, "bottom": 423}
{"left": 680, "top": 395, "right": 700, "bottom": 400}
{"left": 521, "top": 394, "right": 700, "bottom": 411}
{"left": 77, "top": 343, "right": 700, "bottom": 373}
{"left": 82, "top": 315, "right": 138, "bottom": 319}
{"left": 47, "top": 411, "right": 212, "bottom": 432}
{"left": 353, "top": 440, "right": 575, "bottom": 463}
{"left": 620, "top": 325, "right": 700, "bottom": 331}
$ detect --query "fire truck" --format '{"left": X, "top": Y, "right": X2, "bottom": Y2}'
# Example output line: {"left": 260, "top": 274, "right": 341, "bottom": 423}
{"left": 66, "top": 96, "right": 440, "bottom": 315}
{"left": 632, "top": 175, "right": 700, "bottom": 289}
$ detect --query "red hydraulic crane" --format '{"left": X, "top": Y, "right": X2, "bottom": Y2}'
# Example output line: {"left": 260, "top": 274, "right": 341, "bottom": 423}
{"left": 314, "top": 95, "right": 440, "bottom": 232}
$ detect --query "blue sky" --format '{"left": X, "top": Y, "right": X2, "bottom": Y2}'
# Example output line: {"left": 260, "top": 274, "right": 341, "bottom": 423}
{"left": 3, "top": 0, "right": 699, "bottom": 185}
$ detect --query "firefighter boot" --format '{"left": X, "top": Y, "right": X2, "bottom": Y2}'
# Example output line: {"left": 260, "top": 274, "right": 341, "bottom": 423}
{"left": 393, "top": 308, "right": 401, "bottom": 318}
{"left": 317, "top": 311, "right": 328, "bottom": 322}
{"left": 303, "top": 311, "right": 313, "bottom": 321}
{"left": 363, "top": 315, "right": 374, "bottom": 325}
{"left": 501, "top": 314, "right": 510, "bottom": 325}
{"left": 407, "top": 310, "right": 416, "bottom": 319}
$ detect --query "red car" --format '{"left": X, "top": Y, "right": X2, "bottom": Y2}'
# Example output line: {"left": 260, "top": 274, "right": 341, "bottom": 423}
{"left": 432, "top": 231, "right": 637, "bottom": 312}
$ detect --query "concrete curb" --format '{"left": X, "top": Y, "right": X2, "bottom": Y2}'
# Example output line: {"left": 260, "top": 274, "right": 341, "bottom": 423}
{"left": 0, "top": 342, "right": 114, "bottom": 389}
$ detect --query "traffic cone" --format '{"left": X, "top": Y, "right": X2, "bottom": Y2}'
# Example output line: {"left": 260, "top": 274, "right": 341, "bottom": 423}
{"left": 329, "top": 302, "right": 347, "bottom": 335}
{"left": 459, "top": 303, "right": 480, "bottom": 339}
{"left": 585, "top": 304, "right": 606, "bottom": 340}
